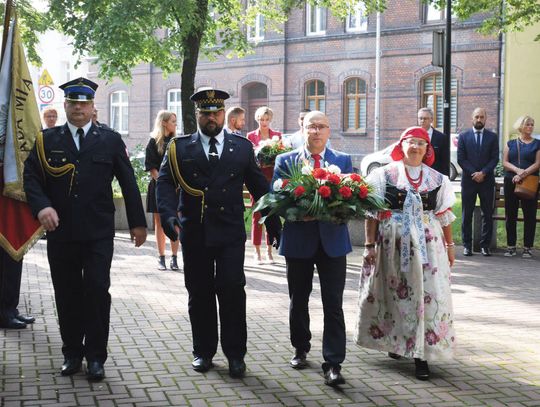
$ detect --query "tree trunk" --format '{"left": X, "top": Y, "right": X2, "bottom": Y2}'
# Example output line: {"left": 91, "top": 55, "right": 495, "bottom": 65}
{"left": 180, "top": 0, "right": 208, "bottom": 135}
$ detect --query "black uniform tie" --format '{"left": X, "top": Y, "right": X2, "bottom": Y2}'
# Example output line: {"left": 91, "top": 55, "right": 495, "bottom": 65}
{"left": 208, "top": 137, "right": 219, "bottom": 166}
{"left": 77, "top": 128, "right": 85, "bottom": 150}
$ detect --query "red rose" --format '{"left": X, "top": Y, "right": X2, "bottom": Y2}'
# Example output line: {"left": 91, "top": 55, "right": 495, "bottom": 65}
{"left": 312, "top": 168, "right": 327, "bottom": 180}
{"left": 349, "top": 173, "right": 362, "bottom": 182}
{"left": 294, "top": 185, "right": 305, "bottom": 197}
{"left": 358, "top": 185, "right": 369, "bottom": 199}
{"left": 318, "top": 185, "right": 332, "bottom": 198}
{"left": 282, "top": 179, "right": 289, "bottom": 188}
{"left": 327, "top": 174, "right": 341, "bottom": 185}
{"left": 339, "top": 186, "right": 352, "bottom": 199}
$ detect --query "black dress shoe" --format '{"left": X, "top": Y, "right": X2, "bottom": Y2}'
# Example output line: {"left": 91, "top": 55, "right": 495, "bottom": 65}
{"left": 463, "top": 248, "right": 473, "bottom": 256}
{"left": 324, "top": 365, "right": 345, "bottom": 386}
{"left": 414, "top": 358, "right": 430, "bottom": 380}
{"left": 481, "top": 247, "right": 491, "bottom": 256}
{"left": 388, "top": 352, "right": 402, "bottom": 360}
{"left": 228, "top": 359, "right": 246, "bottom": 378}
{"left": 0, "top": 317, "right": 26, "bottom": 329}
{"left": 61, "top": 358, "right": 82, "bottom": 376}
{"left": 15, "top": 314, "right": 35, "bottom": 324}
{"left": 87, "top": 361, "right": 105, "bottom": 381}
{"left": 191, "top": 356, "right": 213, "bottom": 372}
{"left": 289, "top": 350, "right": 308, "bottom": 369}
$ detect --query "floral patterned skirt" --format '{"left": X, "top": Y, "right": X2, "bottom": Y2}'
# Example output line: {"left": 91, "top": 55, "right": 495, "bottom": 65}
{"left": 354, "top": 211, "right": 456, "bottom": 361}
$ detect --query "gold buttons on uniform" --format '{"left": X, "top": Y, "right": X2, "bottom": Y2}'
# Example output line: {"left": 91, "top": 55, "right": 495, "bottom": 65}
{"left": 220, "top": 207, "right": 225, "bottom": 211}
{"left": 193, "top": 173, "right": 198, "bottom": 177}
{"left": 204, "top": 187, "right": 208, "bottom": 191}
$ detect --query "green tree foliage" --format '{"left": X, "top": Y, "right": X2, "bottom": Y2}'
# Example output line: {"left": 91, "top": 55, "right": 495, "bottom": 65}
{"left": 428, "top": 0, "right": 540, "bottom": 40}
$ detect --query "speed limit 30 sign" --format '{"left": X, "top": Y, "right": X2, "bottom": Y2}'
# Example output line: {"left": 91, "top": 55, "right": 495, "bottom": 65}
{"left": 39, "top": 85, "right": 55, "bottom": 104}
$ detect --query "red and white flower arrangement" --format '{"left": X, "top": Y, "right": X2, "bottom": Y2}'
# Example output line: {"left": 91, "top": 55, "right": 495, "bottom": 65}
{"left": 254, "top": 160, "right": 386, "bottom": 224}
{"left": 255, "top": 136, "right": 293, "bottom": 167}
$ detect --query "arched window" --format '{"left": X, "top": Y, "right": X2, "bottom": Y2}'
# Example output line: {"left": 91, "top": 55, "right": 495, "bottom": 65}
{"left": 110, "top": 91, "right": 128, "bottom": 135}
{"left": 167, "top": 89, "right": 184, "bottom": 134}
{"left": 343, "top": 78, "right": 367, "bottom": 132}
{"left": 305, "top": 80, "right": 325, "bottom": 112}
{"left": 421, "top": 74, "right": 457, "bottom": 130}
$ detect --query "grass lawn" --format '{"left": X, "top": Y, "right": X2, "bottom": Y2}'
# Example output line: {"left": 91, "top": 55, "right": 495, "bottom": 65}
{"left": 451, "top": 193, "right": 540, "bottom": 249}
{"left": 246, "top": 195, "right": 540, "bottom": 249}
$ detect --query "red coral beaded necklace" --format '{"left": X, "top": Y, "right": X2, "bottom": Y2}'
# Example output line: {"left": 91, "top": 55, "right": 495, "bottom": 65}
{"left": 405, "top": 167, "right": 423, "bottom": 190}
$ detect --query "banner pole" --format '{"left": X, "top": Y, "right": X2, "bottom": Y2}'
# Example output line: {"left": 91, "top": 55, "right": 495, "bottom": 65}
{"left": 1, "top": 0, "right": 13, "bottom": 66}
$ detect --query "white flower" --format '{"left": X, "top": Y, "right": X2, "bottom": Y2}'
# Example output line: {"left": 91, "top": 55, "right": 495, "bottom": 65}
{"left": 301, "top": 165, "right": 312, "bottom": 175}
{"left": 271, "top": 135, "right": 280, "bottom": 142}
{"left": 327, "top": 164, "right": 341, "bottom": 175}
{"left": 273, "top": 179, "right": 283, "bottom": 191}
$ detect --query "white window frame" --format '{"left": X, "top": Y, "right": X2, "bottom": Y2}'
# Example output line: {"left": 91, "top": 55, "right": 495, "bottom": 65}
{"left": 247, "top": 13, "right": 265, "bottom": 42}
{"left": 346, "top": 3, "right": 368, "bottom": 32}
{"left": 167, "top": 88, "right": 184, "bottom": 134}
{"left": 306, "top": 4, "right": 327, "bottom": 36}
{"left": 425, "top": 4, "right": 456, "bottom": 22}
{"left": 110, "top": 90, "right": 128, "bottom": 135}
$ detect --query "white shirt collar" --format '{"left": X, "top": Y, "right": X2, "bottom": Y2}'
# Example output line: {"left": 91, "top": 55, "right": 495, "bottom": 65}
{"left": 67, "top": 120, "right": 92, "bottom": 137}
{"left": 199, "top": 129, "right": 225, "bottom": 145}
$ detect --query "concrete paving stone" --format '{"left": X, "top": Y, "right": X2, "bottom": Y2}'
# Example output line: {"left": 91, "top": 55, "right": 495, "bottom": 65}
{"left": 2, "top": 235, "right": 539, "bottom": 406}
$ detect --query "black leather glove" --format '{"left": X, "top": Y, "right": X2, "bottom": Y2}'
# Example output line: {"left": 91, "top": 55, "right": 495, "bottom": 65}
{"left": 264, "top": 214, "right": 282, "bottom": 250}
{"left": 162, "top": 217, "right": 181, "bottom": 241}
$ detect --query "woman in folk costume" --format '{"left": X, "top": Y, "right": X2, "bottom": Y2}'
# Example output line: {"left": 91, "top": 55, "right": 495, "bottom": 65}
{"left": 355, "top": 126, "right": 457, "bottom": 380}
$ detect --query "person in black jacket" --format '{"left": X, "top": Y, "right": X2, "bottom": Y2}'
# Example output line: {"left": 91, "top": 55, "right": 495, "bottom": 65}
{"left": 417, "top": 107, "right": 450, "bottom": 176}
{"left": 0, "top": 248, "right": 35, "bottom": 329}
{"left": 24, "top": 77, "right": 147, "bottom": 381}
{"left": 156, "top": 88, "right": 281, "bottom": 379}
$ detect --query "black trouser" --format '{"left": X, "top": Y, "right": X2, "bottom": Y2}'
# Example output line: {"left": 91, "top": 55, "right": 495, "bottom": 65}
{"left": 286, "top": 245, "right": 346, "bottom": 368}
{"left": 47, "top": 239, "right": 113, "bottom": 363}
{"left": 461, "top": 179, "right": 495, "bottom": 249}
{"left": 0, "top": 247, "right": 23, "bottom": 322}
{"left": 182, "top": 241, "right": 247, "bottom": 361}
{"left": 504, "top": 177, "right": 538, "bottom": 247}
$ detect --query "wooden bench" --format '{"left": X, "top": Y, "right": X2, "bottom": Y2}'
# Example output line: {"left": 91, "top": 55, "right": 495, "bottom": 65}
{"left": 472, "top": 180, "right": 540, "bottom": 250}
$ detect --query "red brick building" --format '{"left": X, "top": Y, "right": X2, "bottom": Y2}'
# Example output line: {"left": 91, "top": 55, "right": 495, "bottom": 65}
{"left": 89, "top": 1, "right": 501, "bottom": 167}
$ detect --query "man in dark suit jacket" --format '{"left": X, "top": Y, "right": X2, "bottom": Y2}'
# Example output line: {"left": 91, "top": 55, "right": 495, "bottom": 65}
{"left": 457, "top": 107, "right": 499, "bottom": 256}
{"left": 24, "top": 77, "right": 147, "bottom": 381}
{"left": 272, "top": 111, "right": 352, "bottom": 387}
{"left": 156, "top": 89, "right": 281, "bottom": 379}
{"left": 417, "top": 107, "right": 450, "bottom": 176}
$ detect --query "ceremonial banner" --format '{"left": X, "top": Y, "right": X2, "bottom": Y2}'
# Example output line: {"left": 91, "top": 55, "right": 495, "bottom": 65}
{"left": 0, "top": 16, "right": 44, "bottom": 261}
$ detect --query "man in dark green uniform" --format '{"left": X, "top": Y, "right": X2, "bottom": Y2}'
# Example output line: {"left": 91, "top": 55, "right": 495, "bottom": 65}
{"left": 24, "top": 77, "right": 147, "bottom": 381}
{"left": 157, "top": 89, "right": 281, "bottom": 378}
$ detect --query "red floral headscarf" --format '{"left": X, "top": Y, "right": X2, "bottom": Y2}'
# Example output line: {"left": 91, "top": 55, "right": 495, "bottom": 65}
{"left": 390, "top": 126, "right": 435, "bottom": 166}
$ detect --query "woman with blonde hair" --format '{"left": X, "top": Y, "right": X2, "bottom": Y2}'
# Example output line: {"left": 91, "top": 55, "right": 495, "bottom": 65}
{"left": 145, "top": 110, "right": 180, "bottom": 270}
{"left": 502, "top": 115, "right": 540, "bottom": 258}
{"left": 247, "top": 106, "right": 282, "bottom": 264}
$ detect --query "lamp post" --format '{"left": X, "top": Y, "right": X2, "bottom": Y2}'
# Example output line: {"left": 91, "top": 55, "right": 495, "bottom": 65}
{"left": 441, "top": 0, "right": 452, "bottom": 177}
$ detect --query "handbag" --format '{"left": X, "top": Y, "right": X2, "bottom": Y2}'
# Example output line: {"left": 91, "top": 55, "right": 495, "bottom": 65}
{"left": 514, "top": 139, "right": 540, "bottom": 200}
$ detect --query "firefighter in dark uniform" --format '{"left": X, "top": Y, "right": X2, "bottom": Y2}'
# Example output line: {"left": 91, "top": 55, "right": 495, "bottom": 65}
{"left": 156, "top": 89, "right": 281, "bottom": 378}
{"left": 23, "top": 77, "right": 147, "bottom": 381}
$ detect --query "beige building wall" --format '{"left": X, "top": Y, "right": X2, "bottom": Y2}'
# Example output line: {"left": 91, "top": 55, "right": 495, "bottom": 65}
{"left": 503, "top": 24, "right": 540, "bottom": 140}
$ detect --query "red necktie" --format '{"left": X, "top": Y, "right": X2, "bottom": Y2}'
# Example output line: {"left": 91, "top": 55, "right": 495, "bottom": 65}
{"left": 311, "top": 154, "right": 321, "bottom": 169}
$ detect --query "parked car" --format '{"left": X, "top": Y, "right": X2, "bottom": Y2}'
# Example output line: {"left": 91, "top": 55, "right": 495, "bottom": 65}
{"left": 360, "top": 134, "right": 462, "bottom": 181}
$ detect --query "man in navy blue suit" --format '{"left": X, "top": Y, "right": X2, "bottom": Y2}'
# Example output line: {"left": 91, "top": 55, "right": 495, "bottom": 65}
{"left": 457, "top": 107, "right": 499, "bottom": 256}
{"left": 272, "top": 111, "right": 352, "bottom": 386}
{"left": 417, "top": 107, "right": 450, "bottom": 176}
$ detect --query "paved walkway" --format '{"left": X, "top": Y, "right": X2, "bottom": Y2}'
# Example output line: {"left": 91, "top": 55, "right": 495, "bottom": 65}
{"left": 1, "top": 233, "right": 539, "bottom": 406}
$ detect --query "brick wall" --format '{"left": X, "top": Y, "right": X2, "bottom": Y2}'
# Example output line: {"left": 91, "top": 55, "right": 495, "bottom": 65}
{"left": 89, "top": 1, "right": 501, "bottom": 169}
